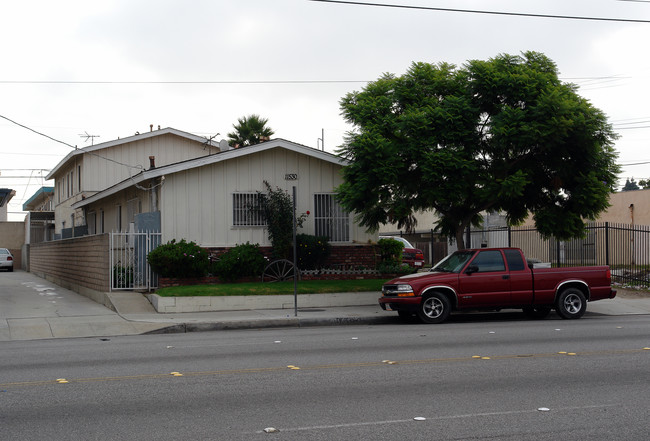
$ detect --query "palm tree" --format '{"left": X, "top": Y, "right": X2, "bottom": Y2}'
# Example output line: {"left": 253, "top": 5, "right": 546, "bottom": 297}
{"left": 227, "top": 114, "right": 275, "bottom": 148}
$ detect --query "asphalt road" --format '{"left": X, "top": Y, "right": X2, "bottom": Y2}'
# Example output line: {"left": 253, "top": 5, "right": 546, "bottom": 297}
{"left": 1, "top": 315, "right": 649, "bottom": 440}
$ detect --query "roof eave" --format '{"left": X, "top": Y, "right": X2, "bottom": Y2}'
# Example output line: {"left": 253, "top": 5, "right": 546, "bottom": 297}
{"left": 72, "top": 139, "right": 349, "bottom": 208}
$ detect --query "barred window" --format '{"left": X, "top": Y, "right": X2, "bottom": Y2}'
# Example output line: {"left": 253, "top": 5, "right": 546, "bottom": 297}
{"left": 314, "top": 193, "right": 349, "bottom": 242}
{"left": 233, "top": 193, "right": 266, "bottom": 226}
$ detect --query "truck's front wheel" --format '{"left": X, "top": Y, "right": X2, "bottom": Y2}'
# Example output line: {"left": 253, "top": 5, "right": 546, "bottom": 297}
{"left": 417, "top": 292, "right": 451, "bottom": 324}
{"left": 555, "top": 288, "right": 587, "bottom": 319}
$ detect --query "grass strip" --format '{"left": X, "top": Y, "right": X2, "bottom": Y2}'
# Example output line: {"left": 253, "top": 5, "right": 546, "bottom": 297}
{"left": 156, "top": 279, "right": 388, "bottom": 297}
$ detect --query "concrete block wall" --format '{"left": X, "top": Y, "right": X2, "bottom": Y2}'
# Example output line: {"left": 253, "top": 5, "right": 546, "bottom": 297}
{"left": 30, "top": 234, "right": 110, "bottom": 293}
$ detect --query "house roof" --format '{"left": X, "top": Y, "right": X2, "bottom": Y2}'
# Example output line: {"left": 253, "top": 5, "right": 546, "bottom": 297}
{"left": 73, "top": 138, "right": 348, "bottom": 209}
{"left": 22, "top": 186, "right": 55, "bottom": 211}
{"left": 46, "top": 127, "right": 218, "bottom": 180}
{"left": 0, "top": 188, "right": 16, "bottom": 208}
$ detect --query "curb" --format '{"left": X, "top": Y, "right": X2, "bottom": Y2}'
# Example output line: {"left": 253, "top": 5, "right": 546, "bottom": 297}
{"left": 143, "top": 316, "right": 396, "bottom": 334}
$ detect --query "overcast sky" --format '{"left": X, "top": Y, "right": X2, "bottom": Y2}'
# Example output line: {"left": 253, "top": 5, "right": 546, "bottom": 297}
{"left": 1, "top": 0, "right": 649, "bottom": 220}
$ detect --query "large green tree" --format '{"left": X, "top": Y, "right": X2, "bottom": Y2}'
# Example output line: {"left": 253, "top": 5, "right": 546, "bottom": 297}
{"left": 337, "top": 52, "right": 620, "bottom": 249}
{"left": 227, "top": 114, "right": 274, "bottom": 147}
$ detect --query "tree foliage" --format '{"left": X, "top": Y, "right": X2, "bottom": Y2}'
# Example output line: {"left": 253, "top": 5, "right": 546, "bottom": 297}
{"left": 227, "top": 114, "right": 274, "bottom": 147}
{"left": 337, "top": 52, "right": 620, "bottom": 249}
{"left": 622, "top": 178, "right": 640, "bottom": 191}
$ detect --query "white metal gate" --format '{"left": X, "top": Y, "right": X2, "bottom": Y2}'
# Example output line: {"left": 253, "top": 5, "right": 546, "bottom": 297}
{"left": 110, "top": 231, "right": 162, "bottom": 291}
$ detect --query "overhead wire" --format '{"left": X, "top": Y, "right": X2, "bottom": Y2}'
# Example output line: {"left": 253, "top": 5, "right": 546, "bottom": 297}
{"left": 0, "top": 113, "right": 143, "bottom": 171}
{"left": 308, "top": 0, "right": 650, "bottom": 23}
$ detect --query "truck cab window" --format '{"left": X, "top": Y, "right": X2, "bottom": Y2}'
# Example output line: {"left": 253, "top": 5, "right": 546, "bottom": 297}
{"left": 469, "top": 250, "right": 505, "bottom": 273}
{"left": 504, "top": 249, "right": 526, "bottom": 271}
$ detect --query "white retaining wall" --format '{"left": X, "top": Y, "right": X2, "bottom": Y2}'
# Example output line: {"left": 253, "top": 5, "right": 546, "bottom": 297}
{"left": 147, "top": 292, "right": 380, "bottom": 313}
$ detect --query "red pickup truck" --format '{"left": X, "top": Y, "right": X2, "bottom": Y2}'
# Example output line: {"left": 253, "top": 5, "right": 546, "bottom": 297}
{"left": 379, "top": 247, "right": 617, "bottom": 324}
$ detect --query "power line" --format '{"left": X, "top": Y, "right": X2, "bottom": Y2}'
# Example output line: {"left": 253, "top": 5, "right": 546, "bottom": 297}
{"left": 0, "top": 151, "right": 62, "bottom": 157}
{"left": 0, "top": 114, "right": 76, "bottom": 150}
{"left": 0, "top": 79, "right": 368, "bottom": 85}
{"left": 0, "top": 113, "right": 143, "bottom": 171}
{"left": 0, "top": 168, "right": 51, "bottom": 171}
{"left": 615, "top": 125, "right": 650, "bottom": 130}
{"left": 620, "top": 160, "right": 650, "bottom": 166}
{"left": 309, "top": 0, "right": 650, "bottom": 23}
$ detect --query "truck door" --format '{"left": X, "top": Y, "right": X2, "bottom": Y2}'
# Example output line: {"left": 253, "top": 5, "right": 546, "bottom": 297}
{"left": 458, "top": 249, "right": 512, "bottom": 308}
{"left": 504, "top": 249, "right": 534, "bottom": 305}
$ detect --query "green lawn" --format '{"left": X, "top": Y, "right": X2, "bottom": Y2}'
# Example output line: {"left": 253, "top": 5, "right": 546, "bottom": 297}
{"left": 156, "top": 279, "right": 389, "bottom": 297}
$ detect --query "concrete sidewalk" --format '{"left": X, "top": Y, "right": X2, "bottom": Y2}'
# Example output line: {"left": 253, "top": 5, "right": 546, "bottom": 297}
{"left": 1, "top": 271, "right": 649, "bottom": 341}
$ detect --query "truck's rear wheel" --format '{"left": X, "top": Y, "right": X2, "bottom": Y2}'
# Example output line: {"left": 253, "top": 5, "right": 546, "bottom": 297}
{"left": 417, "top": 292, "right": 450, "bottom": 324}
{"left": 555, "top": 288, "right": 586, "bottom": 319}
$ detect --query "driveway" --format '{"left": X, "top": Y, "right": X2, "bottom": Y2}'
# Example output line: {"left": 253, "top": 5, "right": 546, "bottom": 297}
{"left": 0, "top": 270, "right": 160, "bottom": 340}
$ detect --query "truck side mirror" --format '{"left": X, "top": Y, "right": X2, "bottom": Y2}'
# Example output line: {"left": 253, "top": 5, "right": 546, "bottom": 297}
{"left": 466, "top": 265, "right": 479, "bottom": 274}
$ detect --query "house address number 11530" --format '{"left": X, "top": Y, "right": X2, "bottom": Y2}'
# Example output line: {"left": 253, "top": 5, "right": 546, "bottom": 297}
{"left": 284, "top": 174, "right": 298, "bottom": 180}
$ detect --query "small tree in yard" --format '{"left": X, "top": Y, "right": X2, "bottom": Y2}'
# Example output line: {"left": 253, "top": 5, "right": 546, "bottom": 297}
{"left": 259, "top": 181, "right": 307, "bottom": 260}
{"left": 337, "top": 52, "right": 620, "bottom": 249}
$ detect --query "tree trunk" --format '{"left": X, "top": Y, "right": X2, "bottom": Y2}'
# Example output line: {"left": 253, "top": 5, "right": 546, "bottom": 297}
{"left": 455, "top": 227, "right": 466, "bottom": 250}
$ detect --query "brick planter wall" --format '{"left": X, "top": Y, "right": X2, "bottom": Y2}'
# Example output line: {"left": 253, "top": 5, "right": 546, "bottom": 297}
{"left": 206, "top": 244, "right": 380, "bottom": 268}
{"left": 325, "top": 244, "right": 379, "bottom": 269}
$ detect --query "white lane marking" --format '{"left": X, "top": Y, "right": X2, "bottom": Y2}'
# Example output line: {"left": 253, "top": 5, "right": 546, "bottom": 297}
{"left": 252, "top": 404, "right": 616, "bottom": 434}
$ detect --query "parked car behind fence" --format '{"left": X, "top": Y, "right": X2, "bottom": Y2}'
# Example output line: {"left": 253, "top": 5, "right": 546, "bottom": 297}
{"left": 0, "top": 248, "right": 14, "bottom": 272}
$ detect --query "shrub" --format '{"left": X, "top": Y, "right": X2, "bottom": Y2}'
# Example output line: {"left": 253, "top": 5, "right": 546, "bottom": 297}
{"left": 377, "top": 238, "right": 404, "bottom": 264}
{"left": 147, "top": 239, "right": 210, "bottom": 278}
{"left": 376, "top": 261, "right": 416, "bottom": 275}
{"left": 213, "top": 242, "right": 266, "bottom": 282}
{"left": 296, "top": 234, "right": 331, "bottom": 269}
{"left": 259, "top": 181, "right": 308, "bottom": 259}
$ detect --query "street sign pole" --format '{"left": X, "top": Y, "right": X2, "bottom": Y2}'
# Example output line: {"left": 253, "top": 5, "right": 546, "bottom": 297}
{"left": 292, "top": 186, "right": 298, "bottom": 317}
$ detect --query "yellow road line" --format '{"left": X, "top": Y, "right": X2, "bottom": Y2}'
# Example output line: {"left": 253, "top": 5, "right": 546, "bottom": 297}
{"left": 1, "top": 348, "right": 646, "bottom": 389}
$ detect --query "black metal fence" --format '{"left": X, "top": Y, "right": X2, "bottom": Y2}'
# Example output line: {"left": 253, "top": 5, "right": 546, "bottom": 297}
{"left": 468, "top": 222, "right": 650, "bottom": 288}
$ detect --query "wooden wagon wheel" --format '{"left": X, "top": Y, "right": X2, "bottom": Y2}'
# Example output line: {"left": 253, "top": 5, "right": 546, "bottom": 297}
{"left": 262, "top": 259, "right": 300, "bottom": 282}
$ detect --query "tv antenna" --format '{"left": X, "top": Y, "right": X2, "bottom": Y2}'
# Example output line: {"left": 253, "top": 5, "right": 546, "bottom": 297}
{"left": 79, "top": 131, "right": 100, "bottom": 145}
{"left": 203, "top": 133, "right": 220, "bottom": 154}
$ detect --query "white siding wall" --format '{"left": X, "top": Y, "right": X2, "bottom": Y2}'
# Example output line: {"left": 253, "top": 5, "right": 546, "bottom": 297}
{"left": 83, "top": 133, "right": 209, "bottom": 192}
{"left": 82, "top": 187, "right": 151, "bottom": 234}
{"left": 160, "top": 147, "right": 374, "bottom": 247}
{"left": 52, "top": 133, "right": 209, "bottom": 234}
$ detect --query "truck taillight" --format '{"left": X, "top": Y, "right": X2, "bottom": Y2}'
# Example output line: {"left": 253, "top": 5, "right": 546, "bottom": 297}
{"left": 606, "top": 268, "right": 611, "bottom": 280}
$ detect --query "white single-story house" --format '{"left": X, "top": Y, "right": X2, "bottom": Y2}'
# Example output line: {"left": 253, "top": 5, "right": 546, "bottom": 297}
{"left": 71, "top": 137, "right": 375, "bottom": 248}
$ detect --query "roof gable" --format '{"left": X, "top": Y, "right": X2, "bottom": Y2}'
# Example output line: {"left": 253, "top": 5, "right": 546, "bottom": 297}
{"left": 46, "top": 127, "right": 218, "bottom": 180}
{"left": 73, "top": 138, "right": 347, "bottom": 208}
